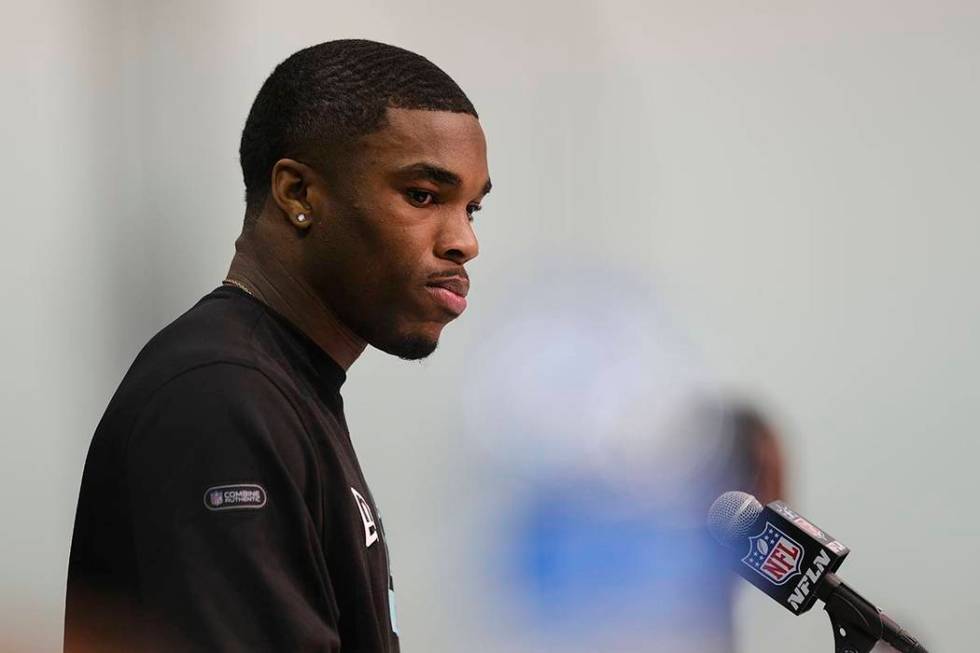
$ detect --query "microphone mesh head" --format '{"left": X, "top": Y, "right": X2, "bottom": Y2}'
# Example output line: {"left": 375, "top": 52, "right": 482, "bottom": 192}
{"left": 707, "top": 491, "right": 764, "bottom": 549}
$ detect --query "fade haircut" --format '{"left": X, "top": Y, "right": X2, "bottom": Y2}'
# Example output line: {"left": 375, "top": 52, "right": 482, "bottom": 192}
{"left": 239, "top": 39, "right": 478, "bottom": 228}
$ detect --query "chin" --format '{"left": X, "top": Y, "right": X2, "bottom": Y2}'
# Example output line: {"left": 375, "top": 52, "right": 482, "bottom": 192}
{"left": 379, "top": 334, "right": 439, "bottom": 361}
{"left": 363, "top": 314, "right": 446, "bottom": 361}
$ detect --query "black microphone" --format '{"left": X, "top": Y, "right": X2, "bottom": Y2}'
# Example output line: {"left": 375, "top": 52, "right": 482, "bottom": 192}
{"left": 707, "top": 491, "right": 929, "bottom": 653}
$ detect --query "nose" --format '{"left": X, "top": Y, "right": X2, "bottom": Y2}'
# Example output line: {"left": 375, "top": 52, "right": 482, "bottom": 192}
{"left": 436, "top": 209, "right": 479, "bottom": 265}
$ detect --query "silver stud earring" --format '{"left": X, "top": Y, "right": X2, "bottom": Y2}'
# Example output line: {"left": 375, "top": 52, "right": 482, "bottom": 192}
{"left": 296, "top": 213, "right": 307, "bottom": 222}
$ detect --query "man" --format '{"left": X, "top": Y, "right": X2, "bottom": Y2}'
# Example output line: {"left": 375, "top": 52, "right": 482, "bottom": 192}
{"left": 65, "top": 39, "right": 490, "bottom": 652}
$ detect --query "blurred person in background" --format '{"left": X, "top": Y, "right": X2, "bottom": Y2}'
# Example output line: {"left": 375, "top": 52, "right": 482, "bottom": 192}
{"left": 65, "top": 39, "right": 490, "bottom": 652}
{"left": 728, "top": 403, "right": 787, "bottom": 509}
{"left": 503, "top": 400, "right": 789, "bottom": 653}
{"left": 463, "top": 272, "right": 790, "bottom": 652}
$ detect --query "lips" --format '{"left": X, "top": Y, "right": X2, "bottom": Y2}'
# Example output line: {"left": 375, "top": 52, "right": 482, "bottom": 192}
{"left": 427, "top": 277, "right": 469, "bottom": 297}
{"left": 425, "top": 276, "right": 469, "bottom": 315}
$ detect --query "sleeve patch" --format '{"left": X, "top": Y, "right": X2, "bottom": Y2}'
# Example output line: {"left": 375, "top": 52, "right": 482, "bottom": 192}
{"left": 204, "top": 484, "right": 268, "bottom": 511}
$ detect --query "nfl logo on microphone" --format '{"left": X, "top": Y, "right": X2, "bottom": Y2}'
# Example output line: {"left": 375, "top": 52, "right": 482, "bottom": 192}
{"left": 742, "top": 522, "right": 803, "bottom": 586}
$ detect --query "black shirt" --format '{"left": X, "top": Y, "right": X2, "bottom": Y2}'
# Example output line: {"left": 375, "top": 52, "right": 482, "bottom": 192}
{"left": 65, "top": 286, "right": 400, "bottom": 653}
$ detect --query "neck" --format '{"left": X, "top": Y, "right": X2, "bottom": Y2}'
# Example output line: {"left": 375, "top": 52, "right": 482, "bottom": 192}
{"left": 225, "top": 237, "right": 366, "bottom": 371}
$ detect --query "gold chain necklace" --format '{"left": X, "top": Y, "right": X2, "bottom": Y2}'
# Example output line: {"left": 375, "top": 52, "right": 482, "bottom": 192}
{"left": 222, "top": 278, "right": 255, "bottom": 298}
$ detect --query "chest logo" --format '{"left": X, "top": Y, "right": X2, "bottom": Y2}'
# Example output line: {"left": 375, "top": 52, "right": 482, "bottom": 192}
{"left": 204, "top": 484, "right": 267, "bottom": 511}
{"left": 351, "top": 487, "right": 379, "bottom": 548}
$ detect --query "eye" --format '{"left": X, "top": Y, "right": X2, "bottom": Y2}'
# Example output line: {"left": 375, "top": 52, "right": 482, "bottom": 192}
{"left": 405, "top": 189, "right": 436, "bottom": 207}
{"left": 467, "top": 204, "right": 482, "bottom": 222}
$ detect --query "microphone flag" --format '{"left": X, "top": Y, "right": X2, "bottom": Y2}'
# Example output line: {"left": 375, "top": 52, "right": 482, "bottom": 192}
{"left": 733, "top": 501, "right": 850, "bottom": 614}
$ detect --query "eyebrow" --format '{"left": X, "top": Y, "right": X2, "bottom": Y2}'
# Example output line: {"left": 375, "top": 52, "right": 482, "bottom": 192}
{"left": 397, "top": 162, "right": 492, "bottom": 197}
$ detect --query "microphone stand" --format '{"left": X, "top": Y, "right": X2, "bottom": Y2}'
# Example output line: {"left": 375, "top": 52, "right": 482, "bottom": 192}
{"left": 817, "top": 573, "right": 928, "bottom": 653}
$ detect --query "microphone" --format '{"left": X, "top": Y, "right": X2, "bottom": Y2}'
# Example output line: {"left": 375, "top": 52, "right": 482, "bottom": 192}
{"left": 707, "top": 491, "right": 928, "bottom": 653}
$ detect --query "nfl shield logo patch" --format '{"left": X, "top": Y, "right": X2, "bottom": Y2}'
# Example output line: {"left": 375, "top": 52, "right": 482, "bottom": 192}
{"left": 209, "top": 490, "right": 224, "bottom": 507}
{"left": 742, "top": 522, "right": 803, "bottom": 585}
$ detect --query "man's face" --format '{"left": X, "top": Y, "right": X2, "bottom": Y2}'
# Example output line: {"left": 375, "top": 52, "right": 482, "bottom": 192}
{"left": 306, "top": 107, "right": 490, "bottom": 360}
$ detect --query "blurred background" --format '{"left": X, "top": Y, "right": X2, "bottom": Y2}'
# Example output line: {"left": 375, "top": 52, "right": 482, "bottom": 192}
{"left": 2, "top": 0, "right": 978, "bottom": 651}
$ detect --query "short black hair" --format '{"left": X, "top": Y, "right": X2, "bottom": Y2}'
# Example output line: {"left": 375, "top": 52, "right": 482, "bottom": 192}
{"left": 239, "top": 39, "right": 478, "bottom": 226}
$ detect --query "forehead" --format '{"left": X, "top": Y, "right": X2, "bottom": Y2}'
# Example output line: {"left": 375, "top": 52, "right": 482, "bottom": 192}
{"left": 356, "top": 107, "right": 488, "bottom": 181}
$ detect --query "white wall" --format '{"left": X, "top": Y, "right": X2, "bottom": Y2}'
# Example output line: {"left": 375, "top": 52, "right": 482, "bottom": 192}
{"left": 2, "top": 1, "right": 977, "bottom": 650}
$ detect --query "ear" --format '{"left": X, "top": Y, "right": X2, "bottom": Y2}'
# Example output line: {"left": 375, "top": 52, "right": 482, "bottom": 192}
{"left": 269, "top": 158, "right": 320, "bottom": 230}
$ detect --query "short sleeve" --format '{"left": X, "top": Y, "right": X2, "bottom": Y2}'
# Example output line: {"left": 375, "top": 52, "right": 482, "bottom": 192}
{"left": 125, "top": 363, "right": 340, "bottom": 652}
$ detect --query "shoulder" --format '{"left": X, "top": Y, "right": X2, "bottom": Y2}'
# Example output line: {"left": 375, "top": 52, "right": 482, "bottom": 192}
{"left": 93, "top": 288, "right": 329, "bottom": 493}
{"left": 139, "top": 360, "right": 299, "bottom": 423}
{"left": 129, "top": 360, "right": 308, "bottom": 453}
{"left": 125, "top": 362, "right": 321, "bottom": 504}
{"left": 127, "top": 287, "right": 272, "bottom": 384}
{"left": 108, "top": 288, "right": 309, "bottom": 424}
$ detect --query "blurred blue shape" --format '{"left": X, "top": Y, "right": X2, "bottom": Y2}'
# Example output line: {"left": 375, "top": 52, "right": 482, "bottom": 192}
{"left": 508, "top": 475, "right": 734, "bottom": 633}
